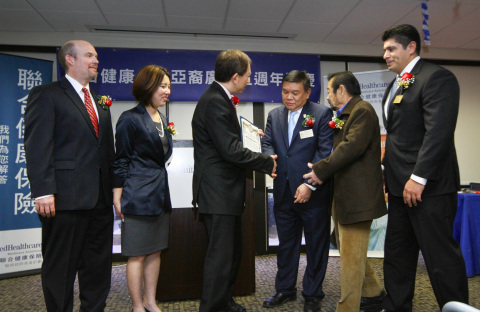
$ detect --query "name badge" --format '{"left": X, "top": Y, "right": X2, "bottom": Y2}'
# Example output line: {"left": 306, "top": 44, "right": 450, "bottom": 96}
{"left": 299, "top": 129, "right": 314, "bottom": 139}
{"left": 393, "top": 95, "right": 403, "bottom": 104}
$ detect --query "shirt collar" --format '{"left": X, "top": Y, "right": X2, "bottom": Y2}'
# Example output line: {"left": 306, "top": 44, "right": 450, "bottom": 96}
{"left": 215, "top": 80, "right": 233, "bottom": 100}
{"left": 65, "top": 74, "right": 89, "bottom": 94}
{"left": 401, "top": 56, "right": 421, "bottom": 77}
{"left": 337, "top": 98, "right": 351, "bottom": 115}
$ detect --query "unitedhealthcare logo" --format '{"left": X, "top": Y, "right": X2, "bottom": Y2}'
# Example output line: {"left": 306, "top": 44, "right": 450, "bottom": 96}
{"left": 0, "top": 243, "right": 41, "bottom": 252}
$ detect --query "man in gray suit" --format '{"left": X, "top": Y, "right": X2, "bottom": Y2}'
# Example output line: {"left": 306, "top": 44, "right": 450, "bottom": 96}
{"left": 304, "top": 71, "right": 386, "bottom": 312}
{"left": 192, "top": 50, "right": 277, "bottom": 312}
{"left": 381, "top": 24, "right": 468, "bottom": 311}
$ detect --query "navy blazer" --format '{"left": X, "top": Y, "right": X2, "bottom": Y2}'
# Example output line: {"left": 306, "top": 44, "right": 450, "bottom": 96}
{"left": 262, "top": 100, "right": 333, "bottom": 202}
{"left": 113, "top": 104, "right": 173, "bottom": 216}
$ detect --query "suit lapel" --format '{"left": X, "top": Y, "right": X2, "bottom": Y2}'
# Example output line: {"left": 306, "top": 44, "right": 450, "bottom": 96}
{"left": 138, "top": 104, "right": 165, "bottom": 160}
{"left": 382, "top": 79, "right": 395, "bottom": 129}
{"left": 212, "top": 81, "right": 240, "bottom": 133}
{"left": 161, "top": 112, "right": 173, "bottom": 161}
{"left": 388, "top": 80, "right": 399, "bottom": 124}
{"left": 60, "top": 78, "right": 98, "bottom": 139}
{"left": 279, "top": 106, "right": 289, "bottom": 149}
{"left": 334, "top": 96, "right": 360, "bottom": 148}
{"left": 410, "top": 59, "right": 423, "bottom": 76}
{"left": 384, "top": 59, "right": 424, "bottom": 130}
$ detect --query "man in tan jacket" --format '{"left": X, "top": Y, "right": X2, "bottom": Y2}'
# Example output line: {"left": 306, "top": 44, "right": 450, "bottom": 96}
{"left": 304, "top": 71, "right": 387, "bottom": 312}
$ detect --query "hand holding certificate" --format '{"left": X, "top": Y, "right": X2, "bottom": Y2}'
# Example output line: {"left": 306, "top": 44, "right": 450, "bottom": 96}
{"left": 240, "top": 116, "right": 261, "bottom": 153}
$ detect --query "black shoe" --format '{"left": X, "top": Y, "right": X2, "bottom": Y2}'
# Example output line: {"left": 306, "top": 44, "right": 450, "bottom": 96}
{"left": 360, "top": 290, "right": 386, "bottom": 312}
{"left": 227, "top": 298, "right": 246, "bottom": 312}
{"left": 304, "top": 298, "right": 321, "bottom": 312}
{"left": 263, "top": 292, "right": 297, "bottom": 308}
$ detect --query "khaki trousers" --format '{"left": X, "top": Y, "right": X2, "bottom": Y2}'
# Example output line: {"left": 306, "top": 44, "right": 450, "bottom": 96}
{"left": 333, "top": 204, "right": 384, "bottom": 312}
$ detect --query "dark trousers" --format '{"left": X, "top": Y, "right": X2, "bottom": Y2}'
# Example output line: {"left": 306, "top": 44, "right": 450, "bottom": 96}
{"left": 273, "top": 182, "right": 330, "bottom": 299}
{"left": 383, "top": 193, "right": 469, "bottom": 311}
{"left": 40, "top": 185, "right": 113, "bottom": 312}
{"left": 199, "top": 213, "right": 242, "bottom": 312}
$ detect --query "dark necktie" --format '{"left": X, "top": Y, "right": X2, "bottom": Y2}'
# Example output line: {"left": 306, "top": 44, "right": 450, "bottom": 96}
{"left": 82, "top": 87, "right": 99, "bottom": 138}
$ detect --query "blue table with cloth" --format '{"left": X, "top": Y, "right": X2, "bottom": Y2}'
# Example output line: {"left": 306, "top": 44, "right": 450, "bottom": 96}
{"left": 454, "top": 193, "right": 480, "bottom": 277}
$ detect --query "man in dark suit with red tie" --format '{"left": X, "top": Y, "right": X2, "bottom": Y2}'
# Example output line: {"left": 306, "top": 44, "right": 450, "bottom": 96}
{"left": 380, "top": 24, "right": 469, "bottom": 311}
{"left": 25, "top": 40, "right": 115, "bottom": 312}
{"left": 192, "top": 50, "right": 277, "bottom": 312}
{"left": 261, "top": 70, "right": 333, "bottom": 312}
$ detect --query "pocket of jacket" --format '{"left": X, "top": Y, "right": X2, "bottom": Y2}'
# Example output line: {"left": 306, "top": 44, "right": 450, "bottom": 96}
{"left": 55, "top": 160, "right": 75, "bottom": 170}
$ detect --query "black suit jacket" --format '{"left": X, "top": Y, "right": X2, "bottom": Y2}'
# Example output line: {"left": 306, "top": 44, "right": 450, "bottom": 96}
{"left": 382, "top": 59, "right": 460, "bottom": 197}
{"left": 113, "top": 104, "right": 173, "bottom": 216}
{"left": 192, "top": 81, "right": 274, "bottom": 216}
{"left": 25, "top": 77, "right": 115, "bottom": 210}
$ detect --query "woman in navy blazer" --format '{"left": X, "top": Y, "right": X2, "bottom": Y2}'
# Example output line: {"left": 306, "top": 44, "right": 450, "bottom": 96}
{"left": 113, "top": 65, "right": 173, "bottom": 312}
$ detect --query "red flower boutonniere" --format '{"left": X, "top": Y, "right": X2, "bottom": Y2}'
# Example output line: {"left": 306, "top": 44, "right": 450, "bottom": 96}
{"left": 98, "top": 95, "right": 113, "bottom": 110}
{"left": 165, "top": 122, "right": 177, "bottom": 135}
{"left": 328, "top": 116, "right": 345, "bottom": 129}
{"left": 396, "top": 72, "right": 415, "bottom": 95}
{"left": 302, "top": 114, "right": 315, "bottom": 128}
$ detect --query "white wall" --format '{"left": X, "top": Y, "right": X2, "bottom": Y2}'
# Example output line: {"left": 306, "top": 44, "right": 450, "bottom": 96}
{"left": 446, "top": 65, "right": 480, "bottom": 185}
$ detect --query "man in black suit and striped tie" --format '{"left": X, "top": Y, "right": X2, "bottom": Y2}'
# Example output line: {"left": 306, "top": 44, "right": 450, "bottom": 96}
{"left": 25, "top": 40, "right": 115, "bottom": 312}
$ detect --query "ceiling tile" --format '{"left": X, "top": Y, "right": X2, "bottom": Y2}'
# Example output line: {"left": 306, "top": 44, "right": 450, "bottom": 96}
{"left": 280, "top": 21, "right": 335, "bottom": 42}
{"left": 229, "top": 0, "right": 294, "bottom": 20}
{"left": 286, "top": 0, "right": 359, "bottom": 24}
{"left": 104, "top": 13, "right": 166, "bottom": 28}
{"left": 40, "top": 11, "right": 107, "bottom": 31}
{"left": 167, "top": 16, "right": 224, "bottom": 30}
{"left": 0, "top": 10, "right": 53, "bottom": 31}
{"left": 224, "top": 18, "right": 282, "bottom": 33}
{"left": 27, "top": 0, "right": 99, "bottom": 11}
{"left": 164, "top": 0, "right": 227, "bottom": 17}
{"left": 0, "top": 0, "right": 32, "bottom": 9}
{"left": 97, "top": 0, "right": 164, "bottom": 14}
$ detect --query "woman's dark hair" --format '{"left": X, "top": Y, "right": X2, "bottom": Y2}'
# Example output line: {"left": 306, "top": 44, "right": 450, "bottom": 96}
{"left": 132, "top": 65, "right": 170, "bottom": 106}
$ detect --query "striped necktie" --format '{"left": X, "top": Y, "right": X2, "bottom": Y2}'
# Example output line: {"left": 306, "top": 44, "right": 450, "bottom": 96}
{"left": 82, "top": 87, "right": 99, "bottom": 138}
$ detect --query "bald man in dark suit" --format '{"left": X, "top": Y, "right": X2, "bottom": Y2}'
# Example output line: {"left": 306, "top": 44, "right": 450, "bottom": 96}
{"left": 25, "top": 40, "right": 115, "bottom": 312}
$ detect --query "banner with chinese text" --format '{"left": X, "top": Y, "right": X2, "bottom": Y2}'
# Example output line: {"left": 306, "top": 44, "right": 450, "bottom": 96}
{"left": 0, "top": 53, "right": 52, "bottom": 276}
{"left": 57, "top": 49, "right": 321, "bottom": 103}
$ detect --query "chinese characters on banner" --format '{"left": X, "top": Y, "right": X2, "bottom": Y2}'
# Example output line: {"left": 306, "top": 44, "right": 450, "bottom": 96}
{"left": 0, "top": 53, "right": 52, "bottom": 276}
{"left": 57, "top": 49, "right": 321, "bottom": 103}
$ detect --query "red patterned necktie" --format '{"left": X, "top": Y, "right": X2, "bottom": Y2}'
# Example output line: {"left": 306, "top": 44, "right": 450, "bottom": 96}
{"left": 82, "top": 87, "right": 99, "bottom": 138}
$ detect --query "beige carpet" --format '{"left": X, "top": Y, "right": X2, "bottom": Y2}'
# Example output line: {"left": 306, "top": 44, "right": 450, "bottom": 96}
{"left": 0, "top": 254, "right": 478, "bottom": 311}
